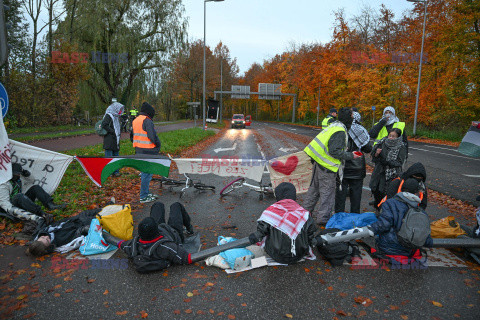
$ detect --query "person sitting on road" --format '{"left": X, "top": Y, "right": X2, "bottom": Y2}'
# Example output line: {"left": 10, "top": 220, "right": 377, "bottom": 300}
{"left": 383, "top": 162, "right": 428, "bottom": 209}
{"left": 369, "top": 178, "right": 433, "bottom": 264}
{"left": 369, "top": 128, "right": 407, "bottom": 210}
{"left": 248, "top": 182, "right": 318, "bottom": 264}
{"left": 26, "top": 207, "right": 102, "bottom": 256}
{"left": 105, "top": 202, "right": 195, "bottom": 273}
{"left": 0, "top": 163, "right": 66, "bottom": 236}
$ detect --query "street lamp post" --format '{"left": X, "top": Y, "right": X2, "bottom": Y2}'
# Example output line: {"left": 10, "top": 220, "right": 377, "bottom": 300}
{"left": 203, "top": 0, "right": 224, "bottom": 130}
{"left": 407, "top": 0, "right": 428, "bottom": 136}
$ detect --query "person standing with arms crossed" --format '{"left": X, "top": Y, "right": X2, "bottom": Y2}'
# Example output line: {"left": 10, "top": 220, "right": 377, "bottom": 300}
{"left": 131, "top": 102, "right": 161, "bottom": 203}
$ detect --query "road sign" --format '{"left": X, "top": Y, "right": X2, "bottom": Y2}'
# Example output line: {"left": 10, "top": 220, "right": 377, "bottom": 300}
{"left": 371, "top": 105, "right": 376, "bottom": 111}
{"left": 258, "top": 83, "right": 281, "bottom": 100}
{"left": 0, "top": 82, "right": 8, "bottom": 118}
{"left": 231, "top": 85, "right": 250, "bottom": 99}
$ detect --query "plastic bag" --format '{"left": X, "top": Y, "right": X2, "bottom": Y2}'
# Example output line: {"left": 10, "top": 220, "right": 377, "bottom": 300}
{"left": 430, "top": 216, "right": 466, "bottom": 238}
{"left": 217, "top": 236, "right": 253, "bottom": 269}
{"left": 326, "top": 212, "right": 377, "bottom": 230}
{"left": 97, "top": 204, "right": 133, "bottom": 240}
{"left": 79, "top": 218, "right": 117, "bottom": 255}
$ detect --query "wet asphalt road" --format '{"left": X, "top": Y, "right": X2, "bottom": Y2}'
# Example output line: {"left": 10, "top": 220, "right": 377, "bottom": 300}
{"left": 1, "top": 122, "right": 480, "bottom": 319}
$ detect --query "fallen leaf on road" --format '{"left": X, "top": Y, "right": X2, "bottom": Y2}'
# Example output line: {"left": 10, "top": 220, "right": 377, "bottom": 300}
{"left": 65, "top": 289, "right": 73, "bottom": 293}
{"left": 358, "top": 310, "right": 367, "bottom": 317}
{"left": 54, "top": 285, "right": 62, "bottom": 289}
{"left": 430, "top": 301, "right": 443, "bottom": 307}
{"left": 237, "top": 293, "right": 243, "bottom": 296}
{"left": 401, "top": 315, "right": 408, "bottom": 320}
{"left": 103, "top": 290, "right": 109, "bottom": 295}
{"left": 140, "top": 310, "right": 148, "bottom": 318}
{"left": 389, "top": 305, "right": 399, "bottom": 310}
{"left": 187, "top": 292, "right": 193, "bottom": 297}
{"left": 241, "top": 303, "right": 247, "bottom": 307}
{"left": 185, "top": 309, "right": 192, "bottom": 314}
{"left": 339, "top": 292, "right": 347, "bottom": 298}
{"left": 354, "top": 296, "right": 373, "bottom": 307}
{"left": 87, "top": 278, "right": 95, "bottom": 283}
{"left": 173, "top": 310, "right": 180, "bottom": 315}
{"left": 16, "top": 294, "right": 27, "bottom": 300}
{"left": 209, "top": 309, "right": 215, "bottom": 314}
{"left": 54, "top": 293, "right": 60, "bottom": 297}
{"left": 23, "top": 313, "right": 37, "bottom": 319}
{"left": 206, "top": 282, "right": 214, "bottom": 286}
{"left": 327, "top": 286, "right": 333, "bottom": 291}
{"left": 228, "top": 315, "right": 236, "bottom": 319}
{"left": 356, "top": 285, "right": 365, "bottom": 289}
{"left": 336, "top": 310, "right": 347, "bottom": 316}
{"left": 116, "top": 311, "right": 127, "bottom": 315}
{"left": 30, "top": 263, "right": 41, "bottom": 268}
{"left": 285, "top": 314, "right": 293, "bottom": 318}
{"left": 183, "top": 298, "right": 191, "bottom": 303}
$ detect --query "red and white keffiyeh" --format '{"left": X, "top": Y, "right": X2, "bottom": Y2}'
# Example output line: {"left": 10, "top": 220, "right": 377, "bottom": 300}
{"left": 258, "top": 199, "right": 310, "bottom": 240}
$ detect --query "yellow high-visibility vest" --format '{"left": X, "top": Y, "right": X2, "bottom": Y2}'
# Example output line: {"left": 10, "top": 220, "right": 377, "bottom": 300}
{"left": 304, "top": 124, "right": 346, "bottom": 172}
{"left": 373, "top": 121, "right": 405, "bottom": 145}
{"left": 321, "top": 115, "right": 334, "bottom": 130}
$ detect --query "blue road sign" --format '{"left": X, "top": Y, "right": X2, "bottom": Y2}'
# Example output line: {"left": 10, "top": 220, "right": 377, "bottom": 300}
{"left": 0, "top": 82, "right": 8, "bottom": 118}
{"left": 371, "top": 105, "right": 376, "bottom": 111}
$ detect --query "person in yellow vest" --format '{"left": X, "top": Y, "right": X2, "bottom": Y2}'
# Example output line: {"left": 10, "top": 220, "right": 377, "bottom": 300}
{"left": 132, "top": 102, "right": 161, "bottom": 203}
{"left": 303, "top": 108, "right": 361, "bottom": 226}
{"left": 369, "top": 106, "right": 408, "bottom": 154}
{"left": 321, "top": 108, "right": 337, "bottom": 130}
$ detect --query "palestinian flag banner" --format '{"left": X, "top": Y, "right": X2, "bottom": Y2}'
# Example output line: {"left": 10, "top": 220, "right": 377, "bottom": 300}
{"left": 458, "top": 121, "right": 480, "bottom": 158}
{"left": 76, "top": 156, "right": 171, "bottom": 187}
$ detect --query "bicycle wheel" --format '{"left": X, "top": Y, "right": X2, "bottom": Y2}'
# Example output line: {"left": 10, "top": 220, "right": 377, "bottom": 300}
{"left": 194, "top": 183, "right": 216, "bottom": 191}
{"left": 161, "top": 177, "right": 186, "bottom": 187}
{"left": 220, "top": 177, "right": 245, "bottom": 196}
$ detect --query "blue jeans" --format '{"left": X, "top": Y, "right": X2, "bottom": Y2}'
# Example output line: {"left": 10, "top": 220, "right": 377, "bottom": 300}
{"left": 105, "top": 149, "right": 119, "bottom": 174}
{"left": 140, "top": 172, "right": 153, "bottom": 199}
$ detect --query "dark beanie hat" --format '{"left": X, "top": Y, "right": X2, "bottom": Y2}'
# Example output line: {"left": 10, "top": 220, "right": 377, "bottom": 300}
{"left": 141, "top": 102, "right": 155, "bottom": 119}
{"left": 329, "top": 108, "right": 337, "bottom": 114}
{"left": 337, "top": 107, "right": 353, "bottom": 127}
{"left": 138, "top": 217, "right": 161, "bottom": 241}
{"left": 402, "top": 178, "right": 420, "bottom": 194}
{"left": 12, "top": 163, "right": 23, "bottom": 175}
{"left": 274, "top": 182, "right": 297, "bottom": 201}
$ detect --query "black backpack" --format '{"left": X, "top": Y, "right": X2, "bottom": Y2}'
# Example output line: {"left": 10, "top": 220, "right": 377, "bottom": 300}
{"left": 130, "top": 236, "right": 170, "bottom": 273}
{"left": 395, "top": 195, "right": 431, "bottom": 249}
{"left": 316, "top": 228, "right": 359, "bottom": 266}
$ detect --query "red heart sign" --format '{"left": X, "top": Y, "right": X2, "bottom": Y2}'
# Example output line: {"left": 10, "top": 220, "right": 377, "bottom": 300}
{"left": 271, "top": 156, "right": 299, "bottom": 176}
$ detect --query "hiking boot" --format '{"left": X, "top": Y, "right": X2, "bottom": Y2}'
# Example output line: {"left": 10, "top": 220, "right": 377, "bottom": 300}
{"left": 140, "top": 195, "right": 156, "bottom": 203}
{"left": 46, "top": 202, "right": 67, "bottom": 211}
{"left": 184, "top": 225, "right": 195, "bottom": 237}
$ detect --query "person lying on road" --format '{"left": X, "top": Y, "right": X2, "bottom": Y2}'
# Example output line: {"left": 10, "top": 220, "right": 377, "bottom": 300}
{"left": 104, "top": 201, "right": 195, "bottom": 273}
{"left": 0, "top": 163, "right": 66, "bottom": 236}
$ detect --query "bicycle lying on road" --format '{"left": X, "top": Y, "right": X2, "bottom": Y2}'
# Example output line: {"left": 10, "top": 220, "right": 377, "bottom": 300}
{"left": 220, "top": 177, "right": 274, "bottom": 200}
{"left": 153, "top": 173, "right": 215, "bottom": 198}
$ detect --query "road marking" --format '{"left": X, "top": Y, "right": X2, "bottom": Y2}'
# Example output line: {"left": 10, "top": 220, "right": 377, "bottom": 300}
{"left": 410, "top": 147, "right": 479, "bottom": 161}
{"left": 290, "top": 128, "right": 297, "bottom": 131}
{"left": 214, "top": 143, "right": 237, "bottom": 153}
{"left": 255, "top": 142, "right": 270, "bottom": 174}
{"left": 418, "top": 144, "right": 456, "bottom": 152}
{"left": 279, "top": 147, "right": 298, "bottom": 153}
{"left": 463, "top": 174, "right": 480, "bottom": 178}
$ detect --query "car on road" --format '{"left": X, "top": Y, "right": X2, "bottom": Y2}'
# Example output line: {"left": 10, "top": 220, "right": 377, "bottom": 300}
{"left": 245, "top": 115, "right": 252, "bottom": 127}
{"left": 231, "top": 114, "right": 245, "bottom": 129}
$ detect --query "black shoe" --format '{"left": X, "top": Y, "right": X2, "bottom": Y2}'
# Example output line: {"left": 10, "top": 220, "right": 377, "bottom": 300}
{"left": 47, "top": 202, "right": 67, "bottom": 211}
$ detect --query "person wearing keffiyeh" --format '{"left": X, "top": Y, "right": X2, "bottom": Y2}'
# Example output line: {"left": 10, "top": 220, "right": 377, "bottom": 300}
{"left": 248, "top": 182, "right": 318, "bottom": 264}
{"left": 101, "top": 101, "right": 125, "bottom": 177}
{"left": 369, "top": 106, "right": 408, "bottom": 155}
{"left": 335, "top": 111, "right": 373, "bottom": 214}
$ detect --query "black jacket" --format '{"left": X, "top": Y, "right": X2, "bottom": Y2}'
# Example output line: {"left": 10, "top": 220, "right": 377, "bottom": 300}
{"left": 101, "top": 115, "right": 119, "bottom": 151}
{"left": 369, "top": 139, "right": 407, "bottom": 193}
{"left": 386, "top": 162, "right": 428, "bottom": 209}
{"left": 120, "top": 223, "right": 191, "bottom": 273}
{"left": 343, "top": 137, "right": 373, "bottom": 180}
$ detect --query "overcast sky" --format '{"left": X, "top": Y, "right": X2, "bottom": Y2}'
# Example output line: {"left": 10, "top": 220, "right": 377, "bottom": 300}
{"left": 183, "top": 0, "right": 416, "bottom": 75}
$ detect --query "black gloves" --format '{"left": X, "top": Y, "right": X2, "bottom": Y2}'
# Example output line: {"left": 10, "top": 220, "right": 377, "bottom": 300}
{"left": 248, "top": 233, "right": 259, "bottom": 245}
{"left": 21, "top": 169, "right": 31, "bottom": 177}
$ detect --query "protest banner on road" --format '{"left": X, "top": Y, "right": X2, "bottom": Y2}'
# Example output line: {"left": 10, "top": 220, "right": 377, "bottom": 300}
{"left": 0, "top": 115, "right": 12, "bottom": 184}
{"left": 9, "top": 140, "right": 74, "bottom": 195}
{"left": 174, "top": 157, "right": 265, "bottom": 182}
{"left": 268, "top": 151, "right": 313, "bottom": 194}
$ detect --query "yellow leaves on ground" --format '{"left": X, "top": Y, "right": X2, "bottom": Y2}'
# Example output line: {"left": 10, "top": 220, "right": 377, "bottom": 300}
{"left": 430, "top": 300, "right": 443, "bottom": 308}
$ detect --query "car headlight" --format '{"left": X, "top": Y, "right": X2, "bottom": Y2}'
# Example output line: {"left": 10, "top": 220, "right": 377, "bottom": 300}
{"left": 231, "top": 121, "right": 234, "bottom": 123}
{"left": 242, "top": 121, "right": 245, "bottom": 123}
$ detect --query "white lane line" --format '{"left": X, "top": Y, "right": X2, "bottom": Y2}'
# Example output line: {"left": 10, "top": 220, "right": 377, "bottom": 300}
{"left": 410, "top": 147, "right": 480, "bottom": 161}
{"left": 255, "top": 142, "right": 270, "bottom": 174}
{"left": 463, "top": 174, "right": 480, "bottom": 178}
{"left": 279, "top": 147, "right": 298, "bottom": 153}
{"left": 214, "top": 143, "right": 237, "bottom": 153}
{"left": 418, "top": 144, "right": 457, "bottom": 151}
